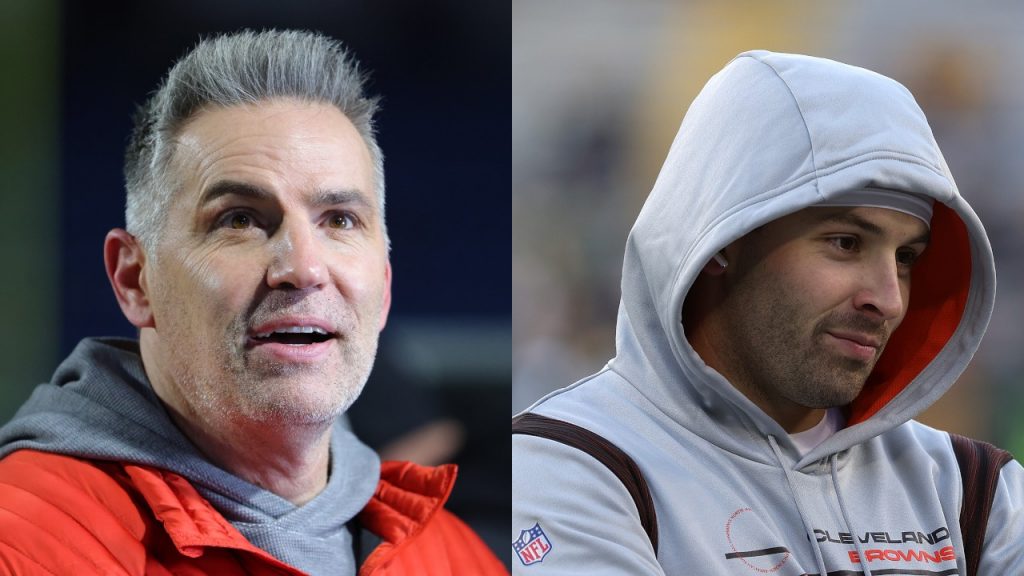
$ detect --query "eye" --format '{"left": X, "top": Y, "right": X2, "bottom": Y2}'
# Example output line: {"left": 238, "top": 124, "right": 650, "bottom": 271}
{"left": 896, "top": 248, "right": 921, "bottom": 268}
{"left": 216, "top": 210, "right": 260, "bottom": 231}
{"left": 228, "top": 213, "right": 252, "bottom": 229}
{"left": 827, "top": 236, "right": 859, "bottom": 252}
{"left": 327, "top": 212, "right": 357, "bottom": 230}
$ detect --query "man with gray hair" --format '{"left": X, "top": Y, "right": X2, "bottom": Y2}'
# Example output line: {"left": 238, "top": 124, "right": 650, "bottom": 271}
{"left": 0, "top": 29, "right": 505, "bottom": 575}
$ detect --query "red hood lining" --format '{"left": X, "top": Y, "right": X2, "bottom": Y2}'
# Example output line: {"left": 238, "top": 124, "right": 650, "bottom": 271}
{"left": 847, "top": 203, "right": 971, "bottom": 425}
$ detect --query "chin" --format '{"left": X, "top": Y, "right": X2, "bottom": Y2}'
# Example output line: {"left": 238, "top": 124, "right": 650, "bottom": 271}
{"left": 239, "top": 376, "right": 365, "bottom": 425}
{"left": 798, "top": 380, "right": 866, "bottom": 409}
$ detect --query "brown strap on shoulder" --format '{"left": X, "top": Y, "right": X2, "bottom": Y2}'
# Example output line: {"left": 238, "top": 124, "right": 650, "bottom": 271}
{"left": 950, "top": 432, "right": 1014, "bottom": 576}
{"left": 512, "top": 412, "right": 658, "bottom": 553}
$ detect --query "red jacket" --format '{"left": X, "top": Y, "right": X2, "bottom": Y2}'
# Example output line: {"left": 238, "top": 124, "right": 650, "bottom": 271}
{"left": 0, "top": 450, "right": 507, "bottom": 575}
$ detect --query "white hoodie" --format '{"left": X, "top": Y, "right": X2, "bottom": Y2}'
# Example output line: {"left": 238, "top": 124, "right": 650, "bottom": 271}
{"left": 513, "top": 50, "right": 1024, "bottom": 575}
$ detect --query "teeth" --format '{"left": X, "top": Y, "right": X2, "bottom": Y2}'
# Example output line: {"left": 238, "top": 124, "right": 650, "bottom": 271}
{"left": 254, "top": 326, "right": 329, "bottom": 338}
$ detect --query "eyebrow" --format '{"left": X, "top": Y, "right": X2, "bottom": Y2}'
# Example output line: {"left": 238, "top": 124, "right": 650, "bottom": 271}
{"left": 821, "top": 212, "right": 930, "bottom": 246}
{"left": 198, "top": 180, "right": 374, "bottom": 211}
{"left": 198, "top": 181, "right": 270, "bottom": 207}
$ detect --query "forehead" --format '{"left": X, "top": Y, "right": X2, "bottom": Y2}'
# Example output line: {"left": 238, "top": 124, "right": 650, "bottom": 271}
{"left": 762, "top": 206, "right": 930, "bottom": 243}
{"left": 170, "top": 98, "right": 375, "bottom": 207}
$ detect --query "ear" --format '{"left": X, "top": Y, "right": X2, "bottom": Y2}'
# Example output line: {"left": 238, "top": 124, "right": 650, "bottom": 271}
{"left": 104, "top": 229, "right": 155, "bottom": 328}
{"left": 378, "top": 260, "right": 393, "bottom": 331}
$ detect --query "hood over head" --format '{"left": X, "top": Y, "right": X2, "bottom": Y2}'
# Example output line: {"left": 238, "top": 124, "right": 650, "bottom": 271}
{"left": 609, "top": 50, "right": 994, "bottom": 458}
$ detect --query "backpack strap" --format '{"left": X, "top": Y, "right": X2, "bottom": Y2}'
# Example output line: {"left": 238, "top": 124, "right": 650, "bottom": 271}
{"left": 949, "top": 432, "right": 1014, "bottom": 576}
{"left": 512, "top": 412, "right": 659, "bottom": 554}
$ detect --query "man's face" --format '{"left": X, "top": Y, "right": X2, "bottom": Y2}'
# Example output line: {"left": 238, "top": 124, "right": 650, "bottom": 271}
{"left": 712, "top": 206, "right": 929, "bottom": 417}
{"left": 140, "top": 98, "right": 390, "bottom": 427}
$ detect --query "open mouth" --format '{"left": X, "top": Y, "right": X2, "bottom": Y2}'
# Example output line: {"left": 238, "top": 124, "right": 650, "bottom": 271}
{"left": 251, "top": 326, "right": 335, "bottom": 346}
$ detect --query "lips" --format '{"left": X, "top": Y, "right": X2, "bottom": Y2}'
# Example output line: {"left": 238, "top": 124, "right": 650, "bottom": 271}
{"left": 247, "top": 317, "right": 338, "bottom": 346}
{"left": 244, "top": 317, "right": 339, "bottom": 364}
{"left": 827, "top": 331, "right": 882, "bottom": 350}
{"left": 824, "top": 330, "right": 884, "bottom": 363}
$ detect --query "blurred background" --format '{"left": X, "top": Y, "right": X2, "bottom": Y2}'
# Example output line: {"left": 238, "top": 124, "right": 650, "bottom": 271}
{"left": 1, "top": 0, "right": 508, "bottom": 566}
{"left": 514, "top": 1, "right": 1024, "bottom": 454}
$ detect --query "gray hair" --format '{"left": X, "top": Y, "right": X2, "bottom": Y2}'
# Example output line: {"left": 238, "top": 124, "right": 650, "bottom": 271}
{"left": 124, "top": 29, "right": 387, "bottom": 251}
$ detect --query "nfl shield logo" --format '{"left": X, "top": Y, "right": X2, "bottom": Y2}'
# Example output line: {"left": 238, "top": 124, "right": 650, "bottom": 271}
{"left": 513, "top": 523, "right": 552, "bottom": 565}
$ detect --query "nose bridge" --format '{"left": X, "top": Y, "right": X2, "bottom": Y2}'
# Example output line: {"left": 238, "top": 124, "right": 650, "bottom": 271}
{"left": 267, "top": 215, "right": 326, "bottom": 289}
{"left": 856, "top": 253, "right": 904, "bottom": 320}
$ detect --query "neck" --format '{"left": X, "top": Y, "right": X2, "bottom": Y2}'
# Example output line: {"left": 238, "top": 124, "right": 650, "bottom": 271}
{"left": 684, "top": 286, "right": 825, "bottom": 435}
{"left": 755, "top": 400, "right": 826, "bottom": 434}
{"left": 168, "top": 409, "right": 333, "bottom": 506}
{"left": 140, "top": 334, "right": 333, "bottom": 506}
{"left": 692, "top": 324, "right": 826, "bottom": 432}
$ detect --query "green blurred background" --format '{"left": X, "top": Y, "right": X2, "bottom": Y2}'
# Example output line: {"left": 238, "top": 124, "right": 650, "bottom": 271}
{"left": 0, "top": 0, "right": 59, "bottom": 422}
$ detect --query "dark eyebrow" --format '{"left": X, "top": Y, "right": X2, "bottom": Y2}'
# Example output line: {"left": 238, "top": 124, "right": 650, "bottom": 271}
{"left": 309, "top": 189, "right": 374, "bottom": 211}
{"left": 199, "top": 180, "right": 374, "bottom": 211}
{"left": 822, "top": 212, "right": 930, "bottom": 246}
{"left": 199, "top": 180, "right": 272, "bottom": 207}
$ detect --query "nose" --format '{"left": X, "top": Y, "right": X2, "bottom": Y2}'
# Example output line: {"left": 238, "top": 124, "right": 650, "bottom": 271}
{"left": 852, "top": 258, "right": 906, "bottom": 321}
{"left": 266, "top": 219, "right": 327, "bottom": 290}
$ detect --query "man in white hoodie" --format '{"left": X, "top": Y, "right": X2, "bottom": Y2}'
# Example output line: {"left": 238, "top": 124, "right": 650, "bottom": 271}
{"left": 513, "top": 51, "right": 1023, "bottom": 575}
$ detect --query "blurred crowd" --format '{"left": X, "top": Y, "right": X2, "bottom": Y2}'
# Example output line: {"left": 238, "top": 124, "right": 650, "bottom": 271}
{"left": 513, "top": 0, "right": 1024, "bottom": 452}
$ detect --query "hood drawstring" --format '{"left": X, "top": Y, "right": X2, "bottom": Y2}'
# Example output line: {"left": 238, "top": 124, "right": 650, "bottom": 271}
{"left": 768, "top": 436, "right": 875, "bottom": 576}
{"left": 831, "top": 452, "right": 873, "bottom": 576}
{"left": 767, "top": 435, "right": 829, "bottom": 576}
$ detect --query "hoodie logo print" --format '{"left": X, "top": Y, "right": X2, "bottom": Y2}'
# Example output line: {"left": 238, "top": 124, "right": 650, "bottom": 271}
{"left": 724, "top": 508, "right": 791, "bottom": 573}
{"left": 513, "top": 523, "right": 552, "bottom": 566}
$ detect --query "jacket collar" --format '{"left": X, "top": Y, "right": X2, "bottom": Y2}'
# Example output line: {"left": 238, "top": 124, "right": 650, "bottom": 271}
{"left": 123, "top": 463, "right": 299, "bottom": 570}
{"left": 124, "top": 459, "right": 457, "bottom": 569}
{"left": 358, "top": 461, "right": 457, "bottom": 542}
